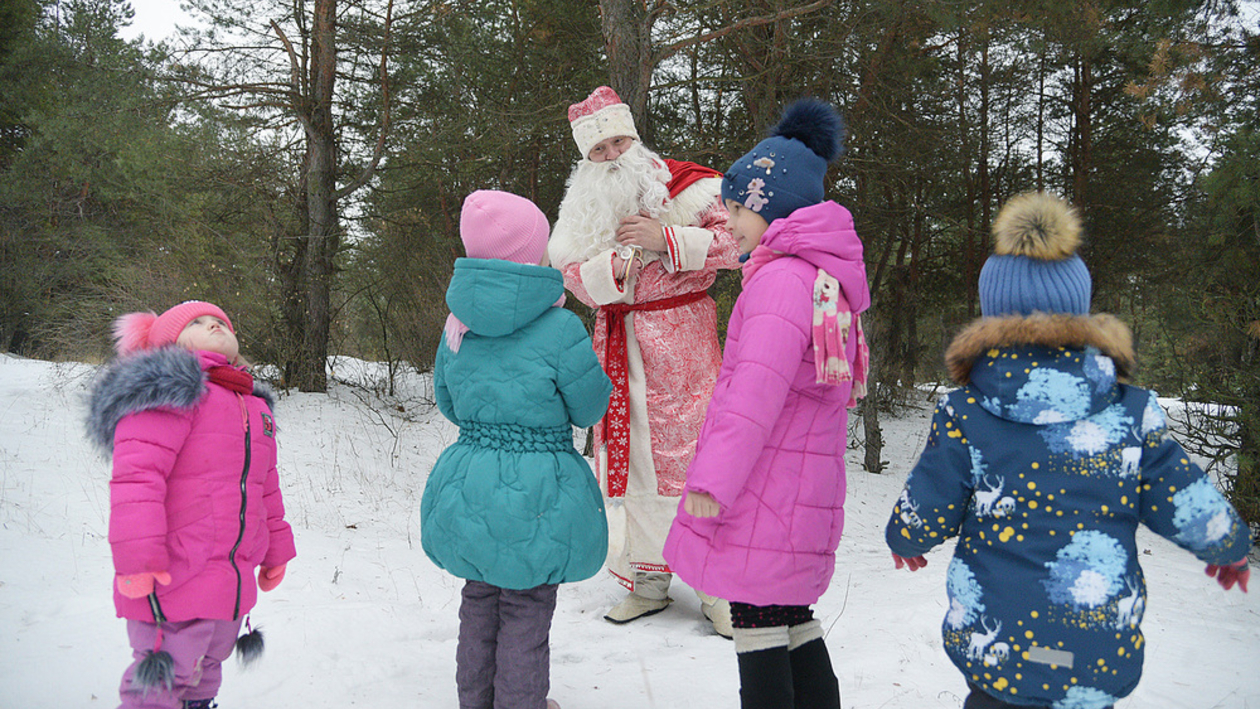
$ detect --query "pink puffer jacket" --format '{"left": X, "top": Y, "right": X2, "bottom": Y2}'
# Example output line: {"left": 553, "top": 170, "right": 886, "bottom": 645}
{"left": 663, "top": 201, "right": 869, "bottom": 606}
{"left": 88, "top": 348, "right": 297, "bottom": 622}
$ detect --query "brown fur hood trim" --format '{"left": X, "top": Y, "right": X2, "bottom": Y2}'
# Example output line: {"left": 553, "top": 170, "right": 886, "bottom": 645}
{"left": 945, "top": 313, "right": 1135, "bottom": 385}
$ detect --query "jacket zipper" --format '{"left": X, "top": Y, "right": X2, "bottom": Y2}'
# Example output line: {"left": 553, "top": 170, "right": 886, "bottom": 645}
{"left": 228, "top": 394, "right": 251, "bottom": 620}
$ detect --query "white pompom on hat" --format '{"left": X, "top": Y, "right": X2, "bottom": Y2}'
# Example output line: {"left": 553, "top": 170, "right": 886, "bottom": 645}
{"left": 568, "top": 86, "right": 640, "bottom": 159}
{"left": 113, "top": 301, "right": 233, "bottom": 356}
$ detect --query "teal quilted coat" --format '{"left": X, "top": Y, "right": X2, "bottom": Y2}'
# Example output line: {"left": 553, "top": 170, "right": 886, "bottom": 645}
{"left": 421, "top": 258, "right": 612, "bottom": 590}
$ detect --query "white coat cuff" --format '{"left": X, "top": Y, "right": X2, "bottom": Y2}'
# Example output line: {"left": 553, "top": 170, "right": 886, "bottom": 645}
{"left": 579, "top": 249, "right": 629, "bottom": 305}
{"left": 664, "top": 226, "right": 715, "bottom": 272}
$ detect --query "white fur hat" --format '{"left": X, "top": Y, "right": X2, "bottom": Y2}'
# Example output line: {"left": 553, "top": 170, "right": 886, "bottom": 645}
{"left": 568, "top": 86, "right": 639, "bottom": 158}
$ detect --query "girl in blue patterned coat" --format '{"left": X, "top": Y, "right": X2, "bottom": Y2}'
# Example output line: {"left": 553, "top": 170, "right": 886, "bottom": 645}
{"left": 421, "top": 190, "right": 612, "bottom": 709}
{"left": 885, "top": 192, "right": 1251, "bottom": 709}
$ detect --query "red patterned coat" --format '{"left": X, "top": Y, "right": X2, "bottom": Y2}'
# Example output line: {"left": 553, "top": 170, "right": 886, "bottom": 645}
{"left": 555, "top": 169, "right": 739, "bottom": 584}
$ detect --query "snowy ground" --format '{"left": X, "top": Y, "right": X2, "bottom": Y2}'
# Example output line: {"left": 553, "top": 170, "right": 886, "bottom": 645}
{"left": 1, "top": 353, "right": 1257, "bottom": 709}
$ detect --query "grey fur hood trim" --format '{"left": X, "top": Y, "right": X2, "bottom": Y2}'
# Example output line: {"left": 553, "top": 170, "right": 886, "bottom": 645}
{"left": 944, "top": 313, "right": 1135, "bottom": 385}
{"left": 85, "top": 347, "right": 275, "bottom": 452}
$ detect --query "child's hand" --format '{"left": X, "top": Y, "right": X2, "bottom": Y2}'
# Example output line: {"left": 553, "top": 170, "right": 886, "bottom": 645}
{"left": 1205, "top": 559, "right": 1249, "bottom": 593}
{"left": 892, "top": 553, "right": 928, "bottom": 571}
{"left": 258, "top": 564, "right": 287, "bottom": 592}
{"left": 684, "top": 490, "right": 720, "bottom": 518}
{"left": 612, "top": 253, "right": 642, "bottom": 284}
{"left": 115, "top": 571, "right": 171, "bottom": 599}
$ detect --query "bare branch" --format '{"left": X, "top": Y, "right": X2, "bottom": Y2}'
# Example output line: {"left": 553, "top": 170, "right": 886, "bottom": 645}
{"left": 271, "top": 19, "right": 304, "bottom": 109}
{"left": 337, "top": 0, "right": 394, "bottom": 200}
{"left": 646, "top": 0, "right": 672, "bottom": 25}
{"left": 652, "top": 0, "right": 833, "bottom": 65}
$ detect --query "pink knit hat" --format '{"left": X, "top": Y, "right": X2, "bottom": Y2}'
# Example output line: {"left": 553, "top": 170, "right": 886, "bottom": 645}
{"left": 459, "top": 190, "right": 550, "bottom": 265}
{"left": 113, "top": 300, "right": 234, "bottom": 356}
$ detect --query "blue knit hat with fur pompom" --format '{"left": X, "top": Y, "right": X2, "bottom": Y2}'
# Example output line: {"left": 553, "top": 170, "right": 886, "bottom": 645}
{"left": 978, "top": 192, "right": 1092, "bottom": 317}
{"left": 722, "top": 98, "right": 845, "bottom": 225}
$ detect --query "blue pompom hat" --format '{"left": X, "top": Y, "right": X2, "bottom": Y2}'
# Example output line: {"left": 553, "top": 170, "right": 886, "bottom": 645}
{"left": 978, "top": 192, "right": 1092, "bottom": 317}
{"left": 722, "top": 98, "right": 845, "bottom": 225}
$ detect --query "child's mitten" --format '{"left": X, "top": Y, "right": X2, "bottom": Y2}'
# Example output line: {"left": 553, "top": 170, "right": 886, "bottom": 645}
{"left": 892, "top": 554, "right": 928, "bottom": 571}
{"left": 258, "top": 564, "right": 287, "bottom": 592}
{"left": 1205, "top": 559, "right": 1249, "bottom": 593}
{"left": 115, "top": 571, "right": 171, "bottom": 599}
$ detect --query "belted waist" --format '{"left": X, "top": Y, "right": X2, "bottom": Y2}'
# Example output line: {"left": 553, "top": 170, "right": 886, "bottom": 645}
{"left": 600, "top": 289, "right": 709, "bottom": 315}
{"left": 458, "top": 421, "right": 573, "bottom": 452}
{"left": 598, "top": 289, "right": 709, "bottom": 497}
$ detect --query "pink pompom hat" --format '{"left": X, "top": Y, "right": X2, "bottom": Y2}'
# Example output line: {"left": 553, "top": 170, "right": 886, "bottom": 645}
{"left": 113, "top": 301, "right": 234, "bottom": 356}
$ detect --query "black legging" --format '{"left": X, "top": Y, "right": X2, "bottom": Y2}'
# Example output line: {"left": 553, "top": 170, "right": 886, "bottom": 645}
{"left": 730, "top": 602, "right": 813, "bottom": 629}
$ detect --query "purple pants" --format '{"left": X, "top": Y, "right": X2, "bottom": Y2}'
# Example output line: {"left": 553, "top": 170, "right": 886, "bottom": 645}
{"left": 457, "top": 580, "right": 558, "bottom": 709}
{"left": 118, "top": 618, "right": 242, "bottom": 709}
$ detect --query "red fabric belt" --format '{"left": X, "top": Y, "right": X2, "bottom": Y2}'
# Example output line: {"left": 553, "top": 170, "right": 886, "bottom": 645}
{"left": 600, "top": 290, "right": 709, "bottom": 497}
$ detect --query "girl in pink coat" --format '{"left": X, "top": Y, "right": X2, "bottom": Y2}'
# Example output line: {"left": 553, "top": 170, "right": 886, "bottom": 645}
{"left": 86, "top": 301, "right": 297, "bottom": 709}
{"left": 663, "top": 100, "right": 869, "bottom": 709}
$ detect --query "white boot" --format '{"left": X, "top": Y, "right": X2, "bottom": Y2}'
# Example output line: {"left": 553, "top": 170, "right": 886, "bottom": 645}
{"left": 699, "top": 593, "right": 733, "bottom": 639}
{"left": 604, "top": 592, "right": 672, "bottom": 623}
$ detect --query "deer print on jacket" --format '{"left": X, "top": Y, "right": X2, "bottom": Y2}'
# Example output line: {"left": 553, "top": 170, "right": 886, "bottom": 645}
{"left": 887, "top": 336, "right": 1249, "bottom": 709}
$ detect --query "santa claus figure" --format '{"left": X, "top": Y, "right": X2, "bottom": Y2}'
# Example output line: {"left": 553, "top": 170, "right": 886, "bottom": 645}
{"left": 548, "top": 86, "right": 741, "bottom": 636}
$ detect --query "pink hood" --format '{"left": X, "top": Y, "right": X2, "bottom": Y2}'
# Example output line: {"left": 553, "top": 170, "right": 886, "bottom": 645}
{"left": 753, "top": 200, "right": 869, "bottom": 314}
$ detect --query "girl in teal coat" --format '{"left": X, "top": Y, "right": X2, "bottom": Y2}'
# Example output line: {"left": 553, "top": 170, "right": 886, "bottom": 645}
{"left": 421, "top": 190, "right": 612, "bottom": 709}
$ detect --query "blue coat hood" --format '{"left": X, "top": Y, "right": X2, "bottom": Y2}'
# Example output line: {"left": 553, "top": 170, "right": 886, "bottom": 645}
{"left": 446, "top": 258, "right": 565, "bottom": 338}
{"left": 967, "top": 342, "right": 1119, "bottom": 426}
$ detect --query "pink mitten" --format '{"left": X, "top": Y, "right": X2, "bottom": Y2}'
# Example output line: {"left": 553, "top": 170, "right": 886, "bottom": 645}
{"left": 1205, "top": 559, "right": 1249, "bottom": 593}
{"left": 892, "top": 553, "right": 928, "bottom": 571}
{"left": 116, "top": 571, "right": 171, "bottom": 599}
{"left": 258, "top": 564, "right": 286, "bottom": 592}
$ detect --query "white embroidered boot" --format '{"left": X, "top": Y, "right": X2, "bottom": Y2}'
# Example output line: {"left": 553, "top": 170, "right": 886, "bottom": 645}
{"left": 699, "top": 592, "right": 734, "bottom": 639}
{"left": 604, "top": 572, "right": 672, "bottom": 623}
{"left": 603, "top": 593, "right": 672, "bottom": 623}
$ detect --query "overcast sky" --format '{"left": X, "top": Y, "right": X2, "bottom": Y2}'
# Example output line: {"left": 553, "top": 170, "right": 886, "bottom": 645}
{"left": 118, "top": 1, "right": 1258, "bottom": 47}
{"left": 119, "top": 0, "right": 191, "bottom": 42}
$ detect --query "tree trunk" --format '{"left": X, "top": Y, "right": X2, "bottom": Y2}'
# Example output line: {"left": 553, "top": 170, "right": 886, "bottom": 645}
{"left": 862, "top": 352, "right": 885, "bottom": 474}
{"left": 1069, "top": 55, "right": 1093, "bottom": 205}
{"left": 598, "top": 0, "right": 653, "bottom": 141}
{"left": 978, "top": 34, "right": 992, "bottom": 241}
{"left": 295, "top": 0, "right": 339, "bottom": 392}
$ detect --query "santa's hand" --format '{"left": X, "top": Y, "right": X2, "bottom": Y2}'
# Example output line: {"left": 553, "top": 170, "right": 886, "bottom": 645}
{"left": 615, "top": 214, "right": 666, "bottom": 252}
{"left": 684, "top": 490, "right": 720, "bottom": 518}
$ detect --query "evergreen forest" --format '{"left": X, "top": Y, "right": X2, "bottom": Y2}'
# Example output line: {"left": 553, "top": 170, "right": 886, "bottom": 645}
{"left": 1, "top": 0, "right": 1257, "bottom": 533}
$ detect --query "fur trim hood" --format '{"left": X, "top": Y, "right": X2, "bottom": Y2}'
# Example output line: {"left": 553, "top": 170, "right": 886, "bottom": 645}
{"left": 945, "top": 313, "right": 1135, "bottom": 385}
{"left": 86, "top": 347, "right": 274, "bottom": 451}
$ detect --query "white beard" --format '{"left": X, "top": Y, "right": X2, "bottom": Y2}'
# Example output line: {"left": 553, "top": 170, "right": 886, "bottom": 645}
{"left": 548, "top": 142, "right": 673, "bottom": 268}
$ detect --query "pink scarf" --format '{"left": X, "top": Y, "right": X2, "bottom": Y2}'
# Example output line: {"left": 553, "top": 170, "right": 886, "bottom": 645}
{"left": 743, "top": 245, "right": 869, "bottom": 406}
{"left": 443, "top": 295, "right": 567, "bottom": 354}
